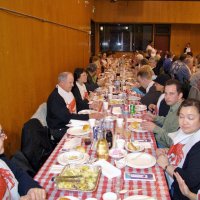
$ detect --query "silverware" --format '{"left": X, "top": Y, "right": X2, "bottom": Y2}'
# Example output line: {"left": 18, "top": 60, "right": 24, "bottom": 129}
{"left": 119, "top": 188, "right": 142, "bottom": 194}
{"left": 52, "top": 175, "right": 82, "bottom": 182}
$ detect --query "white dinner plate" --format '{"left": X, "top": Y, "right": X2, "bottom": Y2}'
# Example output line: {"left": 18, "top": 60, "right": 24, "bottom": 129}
{"left": 57, "top": 151, "right": 84, "bottom": 165}
{"left": 57, "top": 196, "right": 80, "bottom": 200}
{"left": 109, "top": 148, "right": 127, "bottom": 159}
{"left": 57, "top": 152, "right": 89, "bottom": 166}
{"left": 126, "top": 152, "right": 156, "bottom": 169}
{"left": 125, "top": 142, "right": 145, "bottom": 153}
{"left": 78, "top": 109, "right": 98, "bottom": 114}
{"left": 128, "top": 96, "right": 141, "bottom": 101}
{"left": 128, "top": 125, "right": 148, "bottom": 133}
{"left": 67, "top": 126, "right": 90, "bottom": 136}
{"left": 127, "top": 118, "right": 143, "bottom": 123}
{"left": 124, "top": 195, "right": 155, "bottom": 200}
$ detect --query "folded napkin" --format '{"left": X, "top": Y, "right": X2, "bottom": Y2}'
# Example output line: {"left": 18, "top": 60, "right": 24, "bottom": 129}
{"left": 62, "top": 138, "right": 82, "bottom": 150}
{"left": 93, "top": 160, "right": 121, "bottom": 179}
{"left": 49, "top": 164, "right": 64, "bottom": 174}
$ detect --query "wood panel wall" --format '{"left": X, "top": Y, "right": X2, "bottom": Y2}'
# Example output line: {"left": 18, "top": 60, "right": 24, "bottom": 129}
{"left": 94, "top": 0, "right": 200, "bottom": 24}
{"left": 94, "top": 0, "right": 200, "bottom": 55}
{"left": 0, "top": 0, "right": 94, "bottom": 156}
{"left": 171, "top": 24, "right": 200, "bottom": 55}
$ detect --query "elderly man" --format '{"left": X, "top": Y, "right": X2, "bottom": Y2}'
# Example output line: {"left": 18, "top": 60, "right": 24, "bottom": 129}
{"left": 141, "top": 79, "right": 183, "bottom": 148}
{"left": 47, "top": 72, "right": 103, "bottom": 142}
{"left": 0, "top": 128, "right": 46, "bottom": 200}
{"left": 136, "top": 65, "right": 161, "bottom": 107}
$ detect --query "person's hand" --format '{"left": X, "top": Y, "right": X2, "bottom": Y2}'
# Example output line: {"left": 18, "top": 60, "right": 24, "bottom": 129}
{"left": 89, "top": 101, "right": 102, "bottom": 111}
{"left": 148, "top": 104, "right": 156, "bottom": 112}
{"left": 156, "top": 148, "right": 169, "bottom": 157}
{"left": 88, "top": 92, "right": 95, "bottom": 101}
{"left": 141, "top": 121, "right": 156, "bottom": 132}
{"left": 174, "top": 172, "right": 197, "bottom": 200}
{"left": 174, "top": 172, "right": 190, "bottom": 196}
{"left": 97, "top": 78, "right": 105, "bottom": 87}
{"left": 0, "top": 125, "right": 7, "bottom": 154}
{"left": 20, "top": 188, "right": 46, "bottom": 200}
{"left": 89, "top": 112, "right": 104, "bottom": 120}
{"left": 157, "top": 154, "right": 169, "bottom": 170}
{"left": 142, "top": 113, "right": 156, "bottom": 121}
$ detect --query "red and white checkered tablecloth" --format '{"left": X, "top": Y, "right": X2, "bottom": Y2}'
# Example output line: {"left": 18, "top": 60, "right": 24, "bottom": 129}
{"left": 34, "top": 129, "right": 171, "bottom": 200}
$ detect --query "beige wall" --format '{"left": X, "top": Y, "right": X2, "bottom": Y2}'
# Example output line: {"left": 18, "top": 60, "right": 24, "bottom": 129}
{"left": 0, "top": 0, "right": 94, "bottom": 155}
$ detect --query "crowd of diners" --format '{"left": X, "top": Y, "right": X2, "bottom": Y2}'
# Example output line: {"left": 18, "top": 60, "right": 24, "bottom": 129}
{"left": 1, "top": 43, "right": 200, "bottom": 200}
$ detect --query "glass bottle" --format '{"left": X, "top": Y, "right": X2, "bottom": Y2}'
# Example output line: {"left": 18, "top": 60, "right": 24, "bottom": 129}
{"left": 96, "top": 129, "right": 109, "bottom": 160}
{"left": 105, "top": 130, "right": 113, "bottom": 149}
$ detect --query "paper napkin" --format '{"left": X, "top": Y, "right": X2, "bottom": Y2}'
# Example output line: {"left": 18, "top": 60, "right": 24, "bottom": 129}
{"left": 93, "top": 160, "right": 121, "bottom": 179}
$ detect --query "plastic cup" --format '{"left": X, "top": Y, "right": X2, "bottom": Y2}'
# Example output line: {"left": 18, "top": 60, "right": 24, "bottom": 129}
{"left": 109, "top": 86, "right": 113, "bottom": 93}
{"left": 116, "top": 139, "right": 125, "bottom": 149}
{"left": 102, "top": 192, "right": 117, "bottom": 200}
{"left": 103, "top": 101, "right": 109, "bottom": 110}
{"left": 118, "top": 93, "right": 123, "bottom": 99}
{"left": 89, "top": 118, "right": 96, "bottom": 128}
{"left": 108, "top": 93, "right": 112, "bottom": 100}
{"left": 116, "top": 118, "right": 124, "bottom": 127}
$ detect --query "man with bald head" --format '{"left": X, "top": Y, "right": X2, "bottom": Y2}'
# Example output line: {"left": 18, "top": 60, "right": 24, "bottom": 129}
{"left": 47, "top": 72, "right": 102, "bottom": 143}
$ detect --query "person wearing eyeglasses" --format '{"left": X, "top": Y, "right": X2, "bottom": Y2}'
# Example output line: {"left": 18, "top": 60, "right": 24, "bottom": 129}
{"left": 0, "top": 126, "right": 46, "bottom": 200}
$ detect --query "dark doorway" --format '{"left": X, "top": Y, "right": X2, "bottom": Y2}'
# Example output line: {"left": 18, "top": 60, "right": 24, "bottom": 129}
{"left": 154, "top": 35, "right": 170, "bottom": 52}
{"left": 154, "top": 24, "right": 170, "bottom": 52}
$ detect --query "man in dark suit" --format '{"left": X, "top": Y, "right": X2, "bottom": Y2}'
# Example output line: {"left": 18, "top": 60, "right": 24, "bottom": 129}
{"left": 137, "top": 65, "right": 161, "bottom": 108}
{"left": 46, "top": 72, "right": 103, "bottom": 143}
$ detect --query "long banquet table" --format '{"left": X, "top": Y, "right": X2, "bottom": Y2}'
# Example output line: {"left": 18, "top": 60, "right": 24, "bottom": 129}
{"left": 34, "top": 119, "right": 171, "bottom": 200}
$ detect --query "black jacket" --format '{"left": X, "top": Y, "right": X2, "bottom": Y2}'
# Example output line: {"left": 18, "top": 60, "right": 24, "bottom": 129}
{"left": 141, "top": 84, "right": 161, "bottom": 108}
{"left": 159, "top": 99, "right": 170, "bottom": 117}
{"left": 72, "top": 83, "right": 89, "bottom": 112}
{"left": 21, "top": 118, "right": 53, "bottom": 173}
{"left": 46, "top": 88, "right": 89, "bottom": 129}
{"left": 172, "top": 140, "right": 200, "bottom": 200}
{"left": 85, "top": 71, "right": 99, "bottom": 92}
{"left": 0, "top": 154, "right": 41, "bottom": 196}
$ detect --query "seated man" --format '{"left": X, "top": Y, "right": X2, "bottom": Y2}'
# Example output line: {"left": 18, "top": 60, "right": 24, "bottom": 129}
{"left": 136, "top": 65, "right": 161, "bottom": 108}
{"left": 141, "top": 79, "right": 183, "bottom": 148}
{"left": 148, "top": 74, "right": 170, "bottom": 117}
{"left": 0, "top": 128, "right": 46, "bottom": 200}
{"left": 47, "top": 72, "right": 103, "bottom": 142}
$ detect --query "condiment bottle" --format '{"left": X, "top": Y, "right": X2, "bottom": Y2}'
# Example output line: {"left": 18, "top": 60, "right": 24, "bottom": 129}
{"left": 97, "top": 129, "right": 109, "bottom": 160}
{"left": 105, "top": 130, "right": 113, "bottom": 149}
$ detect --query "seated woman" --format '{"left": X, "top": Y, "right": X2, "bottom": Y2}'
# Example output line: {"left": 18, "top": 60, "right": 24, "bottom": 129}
{"left": 156, "top": 99, "right": 200, "bottom": 200}
{"left": 0, "top": 126, "right": 46, "bottom": 200}
{"left": 72, "top": 68, "right": 89, "bottom": 112}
